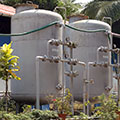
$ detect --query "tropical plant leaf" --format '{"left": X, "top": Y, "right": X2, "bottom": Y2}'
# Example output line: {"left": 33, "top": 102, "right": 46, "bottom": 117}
{"left": 81, "top": 0, "right": 120, "bottom": 23}
{"left": 8, "top": 70, "right": 21, "bottom": 80}
{"left": 1, "top": 44, "right": 8, "bottom": 52}
{"left": 0, "top": 42, "right": 21, "bottom": 81}
{"left": 11, "top": 69, "right": 19, "bottom": 72}
{"left": 8, "top": 56, "right": 19, "bottom": 61}
{"left": 8, "top": 70, "right": 17, "bottom": 78}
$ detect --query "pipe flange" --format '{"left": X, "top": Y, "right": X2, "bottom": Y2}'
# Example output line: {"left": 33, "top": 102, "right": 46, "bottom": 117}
{"left": 56, "top": 84, "right": 62, "bottom": 90}
{"left": 105, "top": 86, "right": 112, "bottom": 91}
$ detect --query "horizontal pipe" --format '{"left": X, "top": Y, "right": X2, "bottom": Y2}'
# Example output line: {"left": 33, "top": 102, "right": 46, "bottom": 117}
{"left": 36, "top": 55, "right": 85, "bottom": 66}
{"left": 97, "top": 46, "right": 120, "bottom": 54}
{"left": 48, "top": 39, "right": 78, "bottom": 48}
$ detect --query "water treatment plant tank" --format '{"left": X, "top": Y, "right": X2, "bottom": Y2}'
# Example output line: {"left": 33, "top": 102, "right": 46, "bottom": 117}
{"left": 11, "top": 7, "right": 63, "bottom": 104}
{"left": 65, "top": 20, "right": 112, "bottom": 101}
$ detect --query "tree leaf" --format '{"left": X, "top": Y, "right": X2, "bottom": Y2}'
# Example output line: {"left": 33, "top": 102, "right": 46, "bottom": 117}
{"left": 81, "top": 0, "right": 120, "bottom": 23}
{"left": 8, "top": 70, "right": 17, "bottom": 78}
{"left": 8, "top": 56, "right": 19, "bottom": 61}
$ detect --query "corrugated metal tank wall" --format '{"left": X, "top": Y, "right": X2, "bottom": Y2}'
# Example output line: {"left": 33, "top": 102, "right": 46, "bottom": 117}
{"left": 11, "top": 9, "right": 63, "bottom": 104}
{"left": 64, "top": 20, "right": 112, "bottom": 101}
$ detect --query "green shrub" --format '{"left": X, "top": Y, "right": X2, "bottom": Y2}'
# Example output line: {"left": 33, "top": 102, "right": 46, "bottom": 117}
{"left": 92, "top": 94, "right": 118, "bottom": 120}
{"left": 14, "top": 113, "right": 31, "bottom": 120}
{"left": 31, "top": 109, "right": 58, "bottom": 120}
{"left": 0, "top": 98, "right": 16, "bottom": 113}
{"left": 2, "top": 113, "right": 15, "bottom": 120}
{"left": 0, "top": 109, "right": 58, "bottom": 120}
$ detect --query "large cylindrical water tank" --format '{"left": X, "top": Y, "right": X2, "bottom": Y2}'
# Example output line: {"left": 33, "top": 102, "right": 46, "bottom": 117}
{"left": 65, "top": 20, "right": 112, "bottom": 101}
{"left": 11, "top": 9, "right": 63, "bottom": 104}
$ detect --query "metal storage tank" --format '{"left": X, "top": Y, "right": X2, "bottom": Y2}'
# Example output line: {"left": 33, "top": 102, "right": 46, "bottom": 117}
{"left": 11, "top": 5, "right": 63, "bottom": 104}
{"left": 64, "top": 20, "right": 112, "bottom": 101}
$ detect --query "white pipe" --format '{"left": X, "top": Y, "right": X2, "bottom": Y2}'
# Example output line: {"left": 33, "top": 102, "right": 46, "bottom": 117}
{"left": 110, "top": 63, "right": 120, "bottom": 67}
{"left": 36, "top": 56, "right": 40, "bottom": 109}
{"left": 83, "top": 65, "right": 87, "bottom": 114}
{"left": 76, "top": 61, "right": 87, "bottom": 113}
{"left": 86, "top": 62, "right": 91, "bottom": 115}
{"left": 57, "top": 46, "right": 63, "bottom": 91}
{"left": 97, "top": 48, "right": 100, "bottom": 63}
{"left": 117, "top": 53, "right": 120, "bottom": 107}
{"left": 97, "top": 46, "right": 120, "bottom": 54}
{"left": 86, "top": 62, "right": 95, "bottom": 115}
{"left": 111, "top": 32, "right": 120, "bottom": 39}
{"left": 70, "top": 47, "right": 74, "bottom": 115}
{"left": 47, "top": 42, "right": 50, "bottom": 57}
{"left": 62, "top": 54, "right": 65, "bottom": 96}
{"left": 108, "top": 34, "right": 113, "bottom": 90}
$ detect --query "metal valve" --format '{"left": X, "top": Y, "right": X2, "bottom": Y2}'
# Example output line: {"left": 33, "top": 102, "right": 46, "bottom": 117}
{"left": 114, "top": 48, "right": 120, "bottom": 54}
{"left": 91, "top": 62, "right": 108, "bottom": 68}
{"left": 65, "top": 71, "right": 79, "bottom": 78}
{"left": 114, "top": 74, "right": 120, "bottom": 80}
{"left": 41, "top": 55, "right": 48, "bottom": 62}
{"left": 92, "top": 62, "right": 97, "bottom": 67}
{"left": 52, "top": 56, "right": 61, "bottom": 63}
{"left": 56, "top": 84, "right": 62, "bottom": 90}
{"left": 67, "top": 58, "right": 78, "bottom": 65}
{"left": 103, "top": 62, "right": 109, "bottom": 67}
{"left": 85, "top": 79, "right": 94, "bottom": 84}
{"left": 48, "top": 39, "right": 61, "bottom": 46}
{"left": 105, "top": 86, "right": 112, "bottom": 91}
{"left": 98, "top": 46, "right": 108, "bottom": 53}
{"left": 66, "top": 41, "right": 78, "bottom": 48}
{"left": 90, "top": 79, "right": 94, "bottom": 84}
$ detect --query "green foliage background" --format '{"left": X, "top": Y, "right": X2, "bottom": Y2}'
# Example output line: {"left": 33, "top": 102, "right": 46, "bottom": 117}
{"left": 1, "top": 0, "right": 82, "bottom": 18}
{"left": 1, "top": 0, "right": 60, "bottom": 11}
{"left": 82, "top": 0, "right": 120, "bottom": 23}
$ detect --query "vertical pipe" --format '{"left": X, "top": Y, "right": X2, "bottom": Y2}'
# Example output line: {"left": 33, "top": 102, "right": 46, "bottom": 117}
{"left": 36, "top": 57, "right": 40, "bottom": 109}
{"left": 47, "top": 42, "right": 50, "bottom": 57}
{"left": 108, "top": 34, "right": 112, "bottom": 92}
{"left": 87, "top": 63, "right": 90, "bottom": 115}
{"left": 118, "top": 79, "right": 120, "bottom": 107}
{"left": 83, "top": 65, "right": 87, "bottom": 114}
{"left": 62, "top": 26, "right": 66, "bottom": 96}
{"left": 62, "top": 45, "right": 65, "bottom": 96}
{"left": 117, "top": 54, "right": 120, "bottom": 106}
{"left": 57, "top": 54, "right": 63, "bottom": 91}
{"left": 97, "top": 49, "right": 100, "bottom": 64}
{"left": 70, "top": 47, "right": 74, "bottom": 115}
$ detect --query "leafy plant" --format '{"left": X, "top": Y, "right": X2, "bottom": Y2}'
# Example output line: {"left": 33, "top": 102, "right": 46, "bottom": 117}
{"left": 51, "top": 88, "right": 72, "bottom": 115}
{"left": 81, "top": 0, "right": 120, "bottom": 23}
{"left": 0, "top": 42, "right": 21, "bottom": 111}
{"left": 2, "top": 113, "right": 15, "bottom": 120}
{"left": 66, "top": 113, "right": 89, "bottom": 120}
{"left": 0, "top": 109, "right": 58, "bottom": 120}
{"left": 92, "top": 94, "right": 118, "bottom": 120}
{"left": 14, "top": 113, "right": 32, "bottom": 120}
{"left": 2, "top": 0, "right": 59, "bottom": 11}
{"left": 69, "top": 113, "right": 89, "bottom": 120}
{"left": 57, "top": 0, "right": 82, "bottom": 18}
{"left": 22, "top": 105, "right": 31, "bottom": 113}
{"left": 31, "top": 109, "right": 58, "bottom": 120}
{"left": 79, "top": 112, "right": 89, "bottom": 120}
{"left": 0, "top": 98, "right": 16, "bottom": 113}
